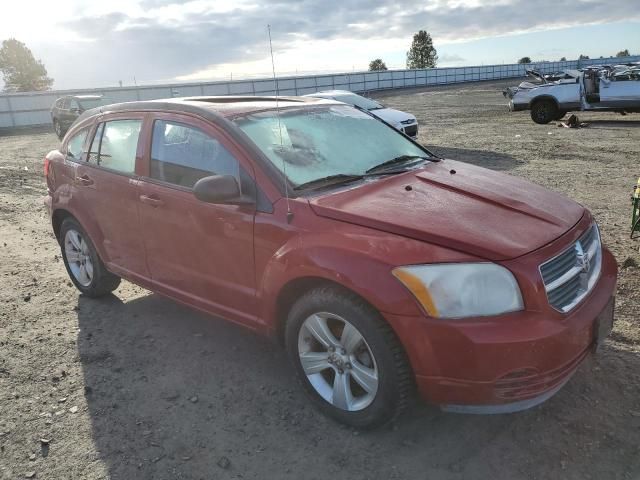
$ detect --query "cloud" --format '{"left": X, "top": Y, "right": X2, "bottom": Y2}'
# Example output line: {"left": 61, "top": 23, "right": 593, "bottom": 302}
{"left": 22, "top": 0, "right": 640, "bottom": 88}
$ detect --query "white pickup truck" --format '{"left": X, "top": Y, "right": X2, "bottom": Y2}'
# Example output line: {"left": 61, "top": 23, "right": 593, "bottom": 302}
{"left": 504, "top": 66, "right": 640, "bottom": 124}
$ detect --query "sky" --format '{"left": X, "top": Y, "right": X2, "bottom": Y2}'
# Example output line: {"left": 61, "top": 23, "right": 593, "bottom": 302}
{"left": 1, "top": 0, "right": 639, "bottom": 90}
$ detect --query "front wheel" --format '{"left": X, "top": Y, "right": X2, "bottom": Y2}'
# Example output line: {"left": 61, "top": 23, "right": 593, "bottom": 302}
{"left": 285, "top": 286, "right": 413, "bottom": 429}
{"left": 53, "top": 119, "right": 64, "bottom": 140}
{"left": 59, "top": 218, "right": 121, "bottom": 297}
{"left": 530, "top": 99, "right": 558, "bottom": 124}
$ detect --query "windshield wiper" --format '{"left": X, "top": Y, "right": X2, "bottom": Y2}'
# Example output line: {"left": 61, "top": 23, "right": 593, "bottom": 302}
{"left": 293, "top": 174, "right": 364, "bottom": 191}
{"left": 365, "top": 155, "right": 428, "bottom": 175}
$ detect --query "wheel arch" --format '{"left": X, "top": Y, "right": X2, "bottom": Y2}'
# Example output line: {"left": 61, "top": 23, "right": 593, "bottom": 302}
{"left": 529, "top": 94, "right": 559, "bottom": 109}
{"left": 274, "top": 276, "right": 369, "bottom": 345}
{"left": 52, "top": 208, "right": 76, "bottom": 243}
{"left": 51, "top": 207, "right": 109, "bottom": 264}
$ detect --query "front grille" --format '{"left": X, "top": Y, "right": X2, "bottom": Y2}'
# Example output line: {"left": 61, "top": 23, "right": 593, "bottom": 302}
{"left": 403, "top": 125, "right": 418, "bottom": 137}
{"left": 539, "top": 224, "right": 602, "bottom": 313}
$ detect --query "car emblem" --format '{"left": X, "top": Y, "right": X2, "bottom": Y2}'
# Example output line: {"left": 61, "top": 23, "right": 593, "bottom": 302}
{"left": 576, "top": 242, "right": 590, "bottom": 273}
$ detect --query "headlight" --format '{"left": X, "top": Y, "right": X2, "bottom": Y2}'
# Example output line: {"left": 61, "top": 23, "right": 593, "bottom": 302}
{"left": 392, "top": 263, "right": 524, "bottom": 319}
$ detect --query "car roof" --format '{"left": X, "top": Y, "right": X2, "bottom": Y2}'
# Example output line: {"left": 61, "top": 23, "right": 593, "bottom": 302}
{"left": 75, "top": 95, "right": 340, "bottom": 124}
{"left": 56, "top": 94, "right": 103, "bottom": 101}
{"left": 306, "top": 90, "right": 358, "bottom": 98}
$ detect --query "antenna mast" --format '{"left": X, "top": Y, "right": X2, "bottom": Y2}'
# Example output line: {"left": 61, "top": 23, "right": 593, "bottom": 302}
{"left": 268, "top": 24, "right": 293, "bottom": 223}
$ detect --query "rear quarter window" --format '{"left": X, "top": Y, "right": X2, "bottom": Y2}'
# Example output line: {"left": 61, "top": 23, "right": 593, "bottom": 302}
{"left": 65, "top": 129, "right": 88, "bottom": 162}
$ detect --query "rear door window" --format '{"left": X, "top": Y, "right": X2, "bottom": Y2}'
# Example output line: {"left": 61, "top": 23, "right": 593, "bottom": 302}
{"left": 150, "top": 120, "right": 240, "bottom": 188}
{"left": 87, "top": 119, "right": 141, "bottom": 174}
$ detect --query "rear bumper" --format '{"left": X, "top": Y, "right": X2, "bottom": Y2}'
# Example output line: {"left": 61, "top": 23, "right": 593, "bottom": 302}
{"left": 383, "top": 247, "right": 617, "bottom": 412}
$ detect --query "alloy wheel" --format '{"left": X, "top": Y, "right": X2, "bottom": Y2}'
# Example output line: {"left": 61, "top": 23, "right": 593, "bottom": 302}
{"left": 64, "top": 229, "right": 94, "bottom": 287}
{"left": 298, "top": 312, "right": 379, "bottom": 411}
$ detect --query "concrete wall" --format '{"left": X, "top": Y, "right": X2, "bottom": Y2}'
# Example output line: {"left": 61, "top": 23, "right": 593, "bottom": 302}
{"left": 1, "top": 55, "right": 638, "bottom": 128}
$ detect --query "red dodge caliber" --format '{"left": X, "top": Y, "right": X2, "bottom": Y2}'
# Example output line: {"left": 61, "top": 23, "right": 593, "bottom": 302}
{"left": 44, "top": 97, "right": 617, "bottom": 428}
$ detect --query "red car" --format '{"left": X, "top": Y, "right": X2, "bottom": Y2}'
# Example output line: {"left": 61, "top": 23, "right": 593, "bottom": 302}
{"left": 43, "top": 97, "right": 617, "bottom": 428}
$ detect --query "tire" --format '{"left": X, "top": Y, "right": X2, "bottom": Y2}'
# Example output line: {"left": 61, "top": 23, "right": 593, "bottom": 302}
{"left": 285, "top": 286, "right": 413, "bottom": 429}
{"left": 53, "top": 119, "right": 64, "bottom": 140}
{"left": 59, "top": 218, "right": 120, "bottom": 297}
{"left": 530, "top": 99, "right": 558, "bottom": 124}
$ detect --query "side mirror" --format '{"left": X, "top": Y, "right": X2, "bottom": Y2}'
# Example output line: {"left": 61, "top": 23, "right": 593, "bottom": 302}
{"left": 193, "top": 175, "right": 246, "bottom": 204}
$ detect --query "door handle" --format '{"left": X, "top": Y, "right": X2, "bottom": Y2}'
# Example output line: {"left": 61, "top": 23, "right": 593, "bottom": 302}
{"left": 75, "top": 174, "right": 94, "bottom": 186}
{"left": 139, "top": 194, "right": 164, "bottom": 207}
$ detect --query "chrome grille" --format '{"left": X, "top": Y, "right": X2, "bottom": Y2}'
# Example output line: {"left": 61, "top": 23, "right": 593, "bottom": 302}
{"left": 539, "top": 224, "right": 602, "bottom": 313}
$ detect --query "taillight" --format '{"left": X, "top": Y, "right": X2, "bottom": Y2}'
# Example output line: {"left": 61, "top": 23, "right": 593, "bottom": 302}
{"left": 44, "top": 156, "right": 50, "bottom": 177}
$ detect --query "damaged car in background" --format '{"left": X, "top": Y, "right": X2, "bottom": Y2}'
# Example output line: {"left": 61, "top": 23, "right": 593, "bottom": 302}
{"left": 504, "top": 65, "right": 640, "bottom": 124}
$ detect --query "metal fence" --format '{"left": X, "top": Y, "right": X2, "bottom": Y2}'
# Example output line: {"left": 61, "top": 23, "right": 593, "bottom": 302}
{"left": 1, "top": 55, "right": 638, "bottom": 128}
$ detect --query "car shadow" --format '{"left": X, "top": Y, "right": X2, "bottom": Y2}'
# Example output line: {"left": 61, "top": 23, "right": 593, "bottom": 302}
{"left": 427, "top": 145, "right": 525, "bottom": 171}
{"left": 586, "top": 119, "right": 640, "bottom": 129}
{"left": 76, "top": 291, "right": 640, "bottom": 480}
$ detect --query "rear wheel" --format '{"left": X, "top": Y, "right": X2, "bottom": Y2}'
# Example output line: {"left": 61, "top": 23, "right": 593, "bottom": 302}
{"left": 530, "top": 99, "right": 558, "bottom": 124}
{"left": 59, "top": 218, "right": 120, "bottom": 297}
{"left": 285, "top": 286, "right": 413, "bottom": 429}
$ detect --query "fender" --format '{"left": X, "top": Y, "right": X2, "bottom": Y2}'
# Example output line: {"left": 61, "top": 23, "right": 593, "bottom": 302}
{"left": 256, "top": 226, "right": 476, "bottom": 333}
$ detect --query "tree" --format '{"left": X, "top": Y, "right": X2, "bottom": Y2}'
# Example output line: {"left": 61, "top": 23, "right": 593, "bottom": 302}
{"left": 559, "top": 56, "right": 567, "bottom": 61}
{"left": 406, "top": 30, "right": 438, "bottom": 69}
{"left": 518, "top": 57, "right": 532, "bottom": 64}
{"left": 578, "top": 54, "right": 590, "bottom": 60}
{"left": 368, "top": 58, "right": 388, "bottom": 71}
{"left": 0, "top": 38, "right": 53, "bottom": 92}
{"left": 616, "top": 49, "right": 630, "bottom": 58}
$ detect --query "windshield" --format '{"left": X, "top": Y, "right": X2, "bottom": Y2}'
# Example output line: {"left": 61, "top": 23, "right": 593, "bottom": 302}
{"left": 77, "top": 98, "right": 106, "bottom": 110}
{"left": 234, "top": 105, "right": 430, "bottom": 188}
{"left": 334, "top": 94, "right": 384, "bottom": 110}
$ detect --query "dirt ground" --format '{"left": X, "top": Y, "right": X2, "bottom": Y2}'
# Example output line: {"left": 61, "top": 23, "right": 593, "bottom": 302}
{"left": 1, "top": 79, "right": 640, "bottom": 480}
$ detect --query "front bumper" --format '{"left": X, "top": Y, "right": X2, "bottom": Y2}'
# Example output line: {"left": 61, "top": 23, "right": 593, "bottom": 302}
{"left": 509, "top": 100, "right": 528, "bottom": 112}
{"left": 383, "top": 247, "right": 617, "bottom": 412}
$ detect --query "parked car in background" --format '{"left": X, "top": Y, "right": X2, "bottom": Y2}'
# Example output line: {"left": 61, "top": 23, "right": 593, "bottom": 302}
{"left": 44, "top": 96, "right": 616, "bottom": 428}
{"left": 504, "top": 66, "right": 640, "bottom": 124}
{"left": 305, "top": 90, "right": 419, "bottom": 138}
{"left": 50, "top": 95, "right": 107, "bottom": 139}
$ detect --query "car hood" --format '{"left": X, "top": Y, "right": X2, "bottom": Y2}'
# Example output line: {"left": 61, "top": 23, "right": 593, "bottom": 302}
{"left": 370, "top": 108, "right": 416, "bottom": 125}
{"left": 308, "top": 159, "right": 585, "bottom": 261}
